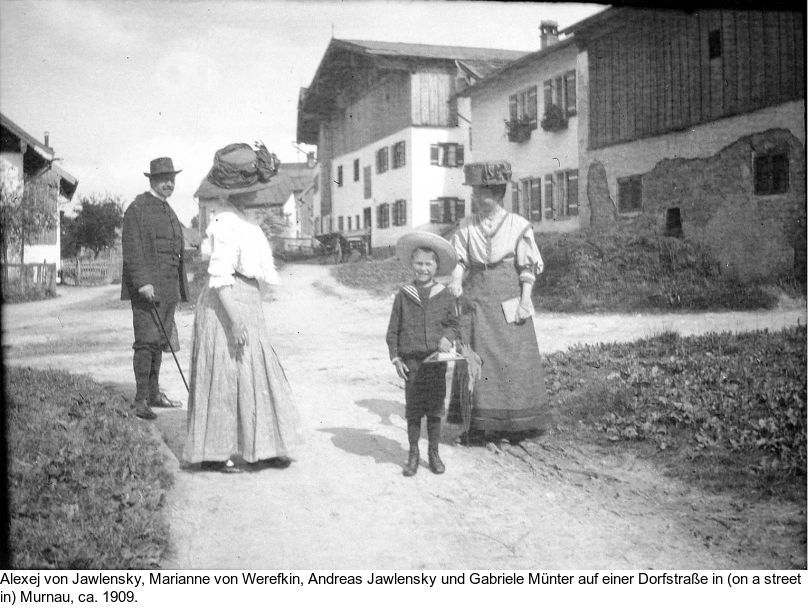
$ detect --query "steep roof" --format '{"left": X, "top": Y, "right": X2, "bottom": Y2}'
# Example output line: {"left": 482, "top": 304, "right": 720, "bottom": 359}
{"left": 456, "top": 37, "right": 577, "bottom": 98}
{"left": 0, "top": 113, "right": 54, "bottom": 161}
{"left": 297, "top": 38, "right": 528, "bottom": 143}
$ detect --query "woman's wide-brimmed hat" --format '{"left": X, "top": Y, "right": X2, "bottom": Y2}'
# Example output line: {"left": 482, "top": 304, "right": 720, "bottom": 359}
{"left": 144, "top": 157, "right": 182, "bottom": 178}
{"left": 199, "top": 142, "right": 280, "bottom": 197}
{"left": 396, "top": 231, "right": 457, "bottom": 277}
{"left": 463, "top": 160, "right": 512, "bottom": 186}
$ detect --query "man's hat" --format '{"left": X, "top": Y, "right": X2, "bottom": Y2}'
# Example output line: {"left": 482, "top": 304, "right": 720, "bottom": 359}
{"left": 197, "top": 142, "right": 280, "bottom": 198}
{"left": 396, "top": 231, "right": 457, "bottom": 277}
{"left": 144, "top": 157, "right": 182, "bottom": 178}
{"left": 463, "top": 161, "right": 512, "bottom": 186}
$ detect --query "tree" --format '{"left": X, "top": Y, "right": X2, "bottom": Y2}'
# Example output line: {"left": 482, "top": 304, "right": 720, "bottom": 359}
{"left": 0, "top": 165, "right": 59, "bottom": 265}
{"left": 190, "top": 214, "right": 199, "bottom": 230}
{"left": 67, "top": 193, "right": 124, "bottom": 258}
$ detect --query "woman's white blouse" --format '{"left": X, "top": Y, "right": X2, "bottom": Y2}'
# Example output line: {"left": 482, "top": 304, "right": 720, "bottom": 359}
{"left": 205, "top": 211, "right": 280, "bottom": 288}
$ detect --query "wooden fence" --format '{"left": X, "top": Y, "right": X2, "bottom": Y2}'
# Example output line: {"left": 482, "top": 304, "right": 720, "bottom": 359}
{"left": 2, "top": 262, "right": 58, "bottom": 294}
{"left": 61, "top": 257, "right": 122, "bottom": 286}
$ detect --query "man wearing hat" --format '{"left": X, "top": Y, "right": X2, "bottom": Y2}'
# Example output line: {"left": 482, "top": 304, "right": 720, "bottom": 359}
{"left": 121, "top": 157, "right": 189, "bottom": 420}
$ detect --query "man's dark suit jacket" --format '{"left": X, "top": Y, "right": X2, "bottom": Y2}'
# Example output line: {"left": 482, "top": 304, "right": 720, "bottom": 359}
{"left": 120, "top": 192, "right": 189, "bottom": 302}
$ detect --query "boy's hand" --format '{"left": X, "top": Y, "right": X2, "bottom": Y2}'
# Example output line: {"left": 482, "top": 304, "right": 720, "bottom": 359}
{"left": 392, "top": 357, "right": 409, "bottom": 380}
{"left": 438, "top": 337, "right": 452, "bottom": 352}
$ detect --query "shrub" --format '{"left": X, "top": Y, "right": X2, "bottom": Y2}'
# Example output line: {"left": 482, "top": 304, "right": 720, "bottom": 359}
{"left": 6, "top": 367, "right": 172, "bottom": 568}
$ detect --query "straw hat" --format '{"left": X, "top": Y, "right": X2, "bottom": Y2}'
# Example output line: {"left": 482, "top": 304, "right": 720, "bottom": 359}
{"left": 396, "top": 231, "right": 457, "bottom": 277}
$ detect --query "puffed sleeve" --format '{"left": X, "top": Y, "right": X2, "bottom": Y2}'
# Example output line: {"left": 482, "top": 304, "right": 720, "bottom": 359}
{"left": 515, "top": 226, "right": 544, "bottom": 284}
{"left": 206, "top": 213, "right": 237, "bottom": 288}
{"left": 450, "top": 221, "right": 470, "bottom": 269}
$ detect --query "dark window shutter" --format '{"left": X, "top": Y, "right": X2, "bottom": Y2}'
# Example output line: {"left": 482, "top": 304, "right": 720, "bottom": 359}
{"left": 544, "top": 174, "right": 554, "bottom": 219}
{"left": 455, "top": 198, "right": 465, "bottom": 220}
{"left": 363, "top": 166, "right": 371, "bottom": 199}
{"left": 456, "top": 145, "right": 464, "bottom": 166}
{"left": 528, "top": 86, "right": 538, "bottom": 125}
{"left": 565, "top": 71, "right": 577, "bottom": 115}
{"left": 567, "top": 170, "right": 579, "bottom": 216}
{"left": 509, "top": 94, "right": 518, "bottom": 121}
{"left": 430, "top": 144, "right": 439, "bottom": 165}
{"left": 531, "top": 179, "right": 542, "bottom": 222}
{"left": 543, "top": 80, "right": 553, "bottom": 112}
{"left": 430, "top": 200, "right": 441, "bottom": 223}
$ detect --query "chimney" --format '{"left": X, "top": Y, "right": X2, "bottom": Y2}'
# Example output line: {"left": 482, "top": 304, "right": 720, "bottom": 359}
{"left": 540, "top": 20, "right": 559, "bottom": 49}
{"left": 44, "top": 131, "right": 50, "bottom": 148}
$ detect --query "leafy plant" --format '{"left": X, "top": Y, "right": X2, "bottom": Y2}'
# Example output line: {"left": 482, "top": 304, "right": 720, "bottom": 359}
{"left": 0, "top": 166, "right": 58, "bottom": 265}
{"left": 65, "top": 193, "right": 124, "bottom": 259}
{"left": 540, "top": 103, "right": 568, "bottom": 132}
{"left": 505, "top": 116, "right": 533, "bottom": 142}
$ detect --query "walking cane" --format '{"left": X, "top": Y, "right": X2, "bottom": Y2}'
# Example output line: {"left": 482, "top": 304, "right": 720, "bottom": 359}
{"left": 150, "top": 300, "right": 189, "bottom": 393}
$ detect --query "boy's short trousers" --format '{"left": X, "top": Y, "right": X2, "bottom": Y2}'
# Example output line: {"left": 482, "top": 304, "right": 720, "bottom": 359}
{"left": 403, "top": 353, "right": 447, "bottom": 420}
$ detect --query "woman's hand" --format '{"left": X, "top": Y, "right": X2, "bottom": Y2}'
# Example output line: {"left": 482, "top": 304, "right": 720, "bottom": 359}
{"left": 448, "top": 279, "right": 463, "bottom": 297}
{"left": 232, "top": 321, "right": 248, "bottom": 347}
{"left": 515, "top": 302, "right": 533, "bottom": 323}
{"left": 392, "top": 357, "right": 409, "bottom": 380}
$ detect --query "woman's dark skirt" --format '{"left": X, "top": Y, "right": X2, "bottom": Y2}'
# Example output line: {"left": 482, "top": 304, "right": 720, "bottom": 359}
{"left": 456, "top": 262, "right": 550, "bottom": 432}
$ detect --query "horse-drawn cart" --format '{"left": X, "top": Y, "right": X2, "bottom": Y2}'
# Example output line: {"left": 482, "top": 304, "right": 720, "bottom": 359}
{"left": 314, "top": 231, "right": 371, "bottom": 264}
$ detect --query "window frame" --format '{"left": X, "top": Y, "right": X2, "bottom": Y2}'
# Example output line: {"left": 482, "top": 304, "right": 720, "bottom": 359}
{"left": 429, "top": 143, "right": 465, "bottom": 168}
{"left": 392, "top": 141, "right": 406, "bottom": 169}
{"left": 353, "top": 158, "right": 360, "bottom": 182}
{"left": 376, "top": 147, "right": 389, "bottom": 174}
{"left": 754, "top": 150, "right": 790, "bottom": 196}
{"left": 429, "top": 197, "right": 464, "bottom": 223}
{"left": 392, "top": 199, "right": 407, "bottom": 226}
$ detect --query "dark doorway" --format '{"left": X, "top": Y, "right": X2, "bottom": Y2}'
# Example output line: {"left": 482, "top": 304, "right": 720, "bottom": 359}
{"left": 665, "top": 208, "right": 683, "bottom": 238}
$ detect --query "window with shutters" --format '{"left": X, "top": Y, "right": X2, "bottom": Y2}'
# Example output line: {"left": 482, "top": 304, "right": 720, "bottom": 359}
{"left": 336, "top": 165, "right": 343, "bottom": 187}
{"left": 376, "top": 203, "right": 390, "bottom": 228}
{"left": 429, "top": 197, "right": 464, "bottom": 223}
{"left": 392, "top": 141, "right": 406, "bottom": 169}
{"left": 519, "top": 178, "right": 542, "bottom": 222}
{"left": 338, "top": 216, "right": 344, "bottom": 231}
{"left": 429, "top": 143, "right": 464, "bottom": 167}
{"left": 363, "top": 207, "right": 372, "bottom": 229}
{"left": 353, "top": 159, "right": 360, "bottom": 182}
{"left": 508, "top": 85, "right": 538, "bottom": 128}
{"left": 347, "top": 216, "right": 352, "bottom": 230}
{"left": 617, "top": 175, "right": 643, "bottom": 213}
{"left": 363, "top": 166, "right": 371, "bottom": 199}
{"left": 564, "top": 170, "right": 578, "bottom": 216}
{"left": 543, "top": 70, "right": 577, "bottom": 119}
{"left": 754, "top": 150, "right": 789, "bottom": 195}
{"left": 392, "top": 199, "right": 407, "bottom": 226}
{"left": 376, "top": 147, "right": 388, "bottom": 174}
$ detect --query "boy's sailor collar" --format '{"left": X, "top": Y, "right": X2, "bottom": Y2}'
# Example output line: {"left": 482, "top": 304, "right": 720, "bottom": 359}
{"left": 401, "top": 282, "right": 446, "bottom": 305}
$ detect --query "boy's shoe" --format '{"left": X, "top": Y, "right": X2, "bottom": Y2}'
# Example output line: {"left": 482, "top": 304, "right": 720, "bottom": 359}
{"left": 403, "top": 446, "right": 419, "bottom": 477}
{"left": 428, "top": 447, "right": 445, "bottom": 474}
{"left": 132, "top": 400, "right": 157, "bottom": 420}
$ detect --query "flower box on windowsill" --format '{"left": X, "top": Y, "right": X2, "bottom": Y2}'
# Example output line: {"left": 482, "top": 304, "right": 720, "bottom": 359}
{"left": 541, "top": 104, "right": 568, "bottom": 132}
{"left": 505, "top": 117, "right": 533, "bottom": 143}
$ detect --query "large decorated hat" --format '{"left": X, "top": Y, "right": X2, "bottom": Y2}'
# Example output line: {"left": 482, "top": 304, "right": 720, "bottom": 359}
{"left": 396, "top": 231, "right": 457, "bottom": 277}
{"left": 463, "top": 161, "right": 512, "bottom": 186}
{"left": 199, "top": 142, "right": 280, "bottom": 197}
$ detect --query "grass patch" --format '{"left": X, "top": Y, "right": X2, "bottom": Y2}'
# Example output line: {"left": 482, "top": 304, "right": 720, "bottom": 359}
{"left": 331, "top": 228, "right": 797, "bottom": 311}
{"left": 534, "top": 230, "right": 780, "bottom": 311}
{"left": 332, "top": 255, "right": 412, "bottom": 297}
{"left": 6, "top": 367, "right": 172, "bottom": 569}
{"left": 545, "top": 325, "right": 807, "bottom": 500}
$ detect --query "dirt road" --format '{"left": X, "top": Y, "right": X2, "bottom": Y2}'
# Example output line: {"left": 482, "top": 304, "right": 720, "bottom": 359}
{"left": 3, "top": 264, "right": 805, "bottom": 569}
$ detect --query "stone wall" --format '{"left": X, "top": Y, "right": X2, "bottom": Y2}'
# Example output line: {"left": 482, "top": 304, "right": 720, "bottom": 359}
{"left": 588, "top": 128, "right": 805, "bottom": 280}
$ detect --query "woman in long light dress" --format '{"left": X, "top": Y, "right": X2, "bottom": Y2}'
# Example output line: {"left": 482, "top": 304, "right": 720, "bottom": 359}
{"left": 448, "top": 161, "right": 550, "bottom": 438}
{"left": 183, "top": 143, "right": 303, "bottom": 472}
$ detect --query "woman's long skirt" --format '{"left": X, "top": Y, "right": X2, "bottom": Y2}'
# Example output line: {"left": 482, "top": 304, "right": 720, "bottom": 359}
{"left": 183, "top": 276, "right": 304, "bottom": 463}
{"left": 461, "top": 263, "right": 550, "bottom": 432}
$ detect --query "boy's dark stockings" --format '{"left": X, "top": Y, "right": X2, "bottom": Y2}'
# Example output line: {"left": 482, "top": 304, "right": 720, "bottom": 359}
{"left": 403, "top": 416, "right": 445, "bottom": 476}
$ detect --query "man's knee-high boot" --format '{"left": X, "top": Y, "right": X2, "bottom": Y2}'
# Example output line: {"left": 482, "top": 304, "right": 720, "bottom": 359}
{"left": 427, "top": 416, "right": 445, "bottom": 474}
{"left": 403, "top": 418, "right": 421, "bottom": 477}
{"left": 148, "top": 348, "right": 163, "bottom": 404}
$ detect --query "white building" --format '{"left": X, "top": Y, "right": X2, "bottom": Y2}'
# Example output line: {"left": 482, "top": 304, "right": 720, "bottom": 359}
{"left": 457, "top": 21, "right": 582, "bottom": 233}
{"left": 296, "top": 39, "right": 527, "bottom": 251}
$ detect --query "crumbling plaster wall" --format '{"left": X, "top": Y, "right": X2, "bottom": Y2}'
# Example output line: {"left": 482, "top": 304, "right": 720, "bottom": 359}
{"left": 578, "top": 97, "right": 805, "bottom": 280}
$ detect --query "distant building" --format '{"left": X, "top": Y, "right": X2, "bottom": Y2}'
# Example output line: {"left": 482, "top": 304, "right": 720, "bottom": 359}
{"left": 458, "top": 20, "right": 582, "bottom": 233}
{"left": 566, "top": 7, "right": 805, "bottom": 279}
{"left": 194, "top": 162, "right": 311, "bottom": 250}
{"left": 296, "top": 39, "right": 527, "bottom": 249}
{"left": 0, "top": 113, "right": 78, "bottom": 272}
